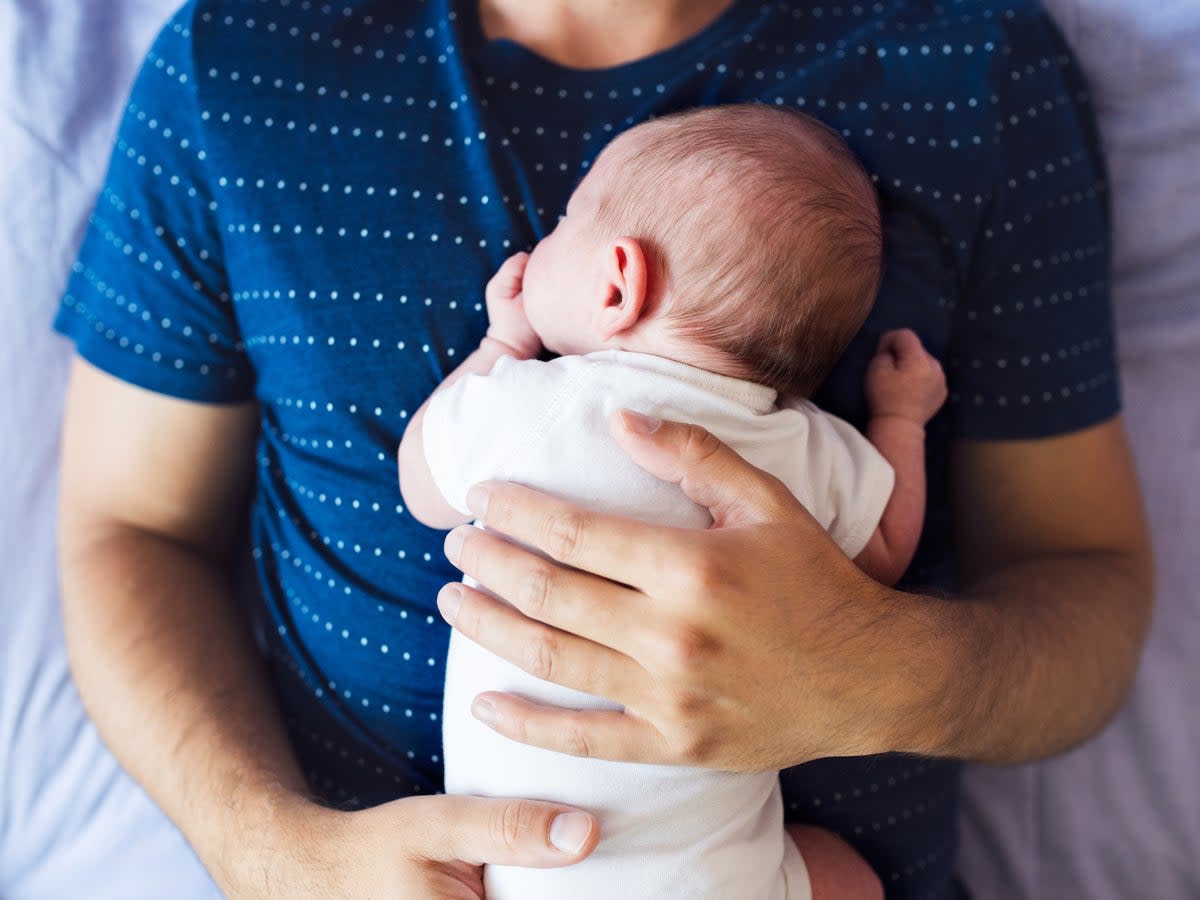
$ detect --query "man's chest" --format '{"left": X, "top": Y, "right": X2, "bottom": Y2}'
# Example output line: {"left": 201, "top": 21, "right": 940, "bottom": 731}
{"left": 191, "top": 4, "right": 981, "bottom": 428}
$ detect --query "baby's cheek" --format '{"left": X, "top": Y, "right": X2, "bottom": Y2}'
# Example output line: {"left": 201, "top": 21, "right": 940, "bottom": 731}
{"left": 520, "top": 253, "right": 550, "bottom": 306}
{"left": 522, "top": 284, "right": 553, "bottom": 334}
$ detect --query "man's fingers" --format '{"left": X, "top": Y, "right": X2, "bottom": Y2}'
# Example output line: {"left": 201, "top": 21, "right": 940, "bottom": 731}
{"left": 437, "top": 577, "right": 642, "bottom": 703}
{"left": 444, "top": 524, "right": 649, "bottom": 657}
{"left": 610, "top": 410, "right": 799, "bottom": 528}
{"left": 463, "top": 481, "right": 674, "bottom": 590}
{"left": 409, "top": 794, "right": 599, "bottom": 867}
{"left": 469, "top": 692, "right": 670, "bottom": 764}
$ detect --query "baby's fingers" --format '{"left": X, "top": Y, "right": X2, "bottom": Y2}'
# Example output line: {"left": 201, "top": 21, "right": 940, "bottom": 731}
{"left": 486, "top": 252, "right": 531, "bottom": 302}
{"left": 865, "top": 349, "right": 896, "bottom": 381}
{"left": 504, "top": 250, "right": 530, "bottom": 272}
{"left": 497, "top": 251, "right": 530, "bottom": 283}
{"left": 876, "top": 328, "right": 923, "bottom": 362}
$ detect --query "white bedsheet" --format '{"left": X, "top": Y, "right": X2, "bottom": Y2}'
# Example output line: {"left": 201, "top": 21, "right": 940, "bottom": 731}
{"left": 0, "top": 3, "right": 216, "bottom": 897}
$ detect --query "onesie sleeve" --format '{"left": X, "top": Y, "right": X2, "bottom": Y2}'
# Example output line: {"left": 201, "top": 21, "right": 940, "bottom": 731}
{"left": 53, "top": 4, "right": 253, "bottom": 403}
{"left": 806, "top": 407, "right": 895, "bottom": 560}
{"left": 422, "top": 355, "right": 575, "bottom": 516}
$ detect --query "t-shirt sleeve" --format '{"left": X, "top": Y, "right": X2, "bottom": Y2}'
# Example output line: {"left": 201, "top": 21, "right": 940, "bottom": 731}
{"left": 421, "top": 356, "right": 572, "bottom": 516}
{"left": 807, "top": 407, "right": 895, "bottom": 559}
{"left": 949, "top": 5, "right": 1119, "bottom": 439}
{"left": 53, "top": 4, "right": 253, "bottom": 403}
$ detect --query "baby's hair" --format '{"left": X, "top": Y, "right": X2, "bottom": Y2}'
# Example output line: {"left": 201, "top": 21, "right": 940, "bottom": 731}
{"left": 594, "top": 104, "right": 883, "bottom": 397}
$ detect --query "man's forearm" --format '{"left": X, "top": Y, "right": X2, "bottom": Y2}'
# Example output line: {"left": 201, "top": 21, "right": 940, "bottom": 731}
{"left": 60, "top": 526, "right": 318, "bottom": 895}
{"left": 897, "top": 550, "right": 1152, "bottom": 764}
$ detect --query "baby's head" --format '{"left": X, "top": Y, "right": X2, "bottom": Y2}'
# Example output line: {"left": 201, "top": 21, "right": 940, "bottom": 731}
{"left": 521, "top": 104, "right": 882, "bottom": 397}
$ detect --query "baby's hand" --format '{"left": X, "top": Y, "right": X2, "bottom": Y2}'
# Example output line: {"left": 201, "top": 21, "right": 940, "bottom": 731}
{"left": 864, "top": 328, "right": 948, "bottom": 426}
{"left": 484, "top": 252, "right": 541, "bottom": 359}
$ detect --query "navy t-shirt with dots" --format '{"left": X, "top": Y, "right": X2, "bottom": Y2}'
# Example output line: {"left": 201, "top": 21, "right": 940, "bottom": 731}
{"left": 55, "top": 1, "right": 1119, "bottom": 897}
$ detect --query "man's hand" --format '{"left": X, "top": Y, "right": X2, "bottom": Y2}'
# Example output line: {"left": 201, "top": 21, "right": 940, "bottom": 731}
{"left": 231, "top": 793, "right": 597, "bottom": 900}
{"left": 435, "top": 410, "right": 922, "bottom": 771}
{"left": 484, "top": 251, "right": 541, "bottom": 359}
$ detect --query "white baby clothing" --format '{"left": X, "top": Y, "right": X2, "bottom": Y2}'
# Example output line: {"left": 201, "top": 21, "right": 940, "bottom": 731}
{"left": 424, "top": 350, "right": 894, "bottom": 900}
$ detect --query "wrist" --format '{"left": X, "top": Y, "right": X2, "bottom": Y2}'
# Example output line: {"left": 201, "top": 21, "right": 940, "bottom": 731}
{"left": 210, "top": 784, "right": 342, "bottom": 898}
{"left": 871, "top": 589, "right": 972, "bottom": 759}
{"left": 482, "top": 331, "right": 538, "bottom": 360}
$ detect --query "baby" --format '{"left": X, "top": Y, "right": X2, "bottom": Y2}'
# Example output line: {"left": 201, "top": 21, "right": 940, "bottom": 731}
{"left": 399, "top": 104, "right": 947, "bottom": 900}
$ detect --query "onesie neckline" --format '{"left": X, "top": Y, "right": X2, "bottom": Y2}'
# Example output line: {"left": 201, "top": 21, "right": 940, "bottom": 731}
{"left": 583, "top": 350, "right": 779, "bottom": 415}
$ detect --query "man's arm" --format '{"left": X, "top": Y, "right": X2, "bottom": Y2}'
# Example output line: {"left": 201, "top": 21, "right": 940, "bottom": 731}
{"left": 914, "top": 417, "right": 1154, "bottom": 762}
{"left": 58, "top": 359, "right": 309, "bottom": 893}
{"left": 59, "top": 359, "right": 599, "bottom": 897}
{"left": 426, "top": 412, "right": 1152, "bottom": 770}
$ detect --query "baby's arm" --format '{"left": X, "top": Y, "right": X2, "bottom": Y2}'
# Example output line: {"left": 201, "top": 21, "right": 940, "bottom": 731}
{"left": 398, "top": 252, "right": 539, "bottom": 529}
{"left": 853, "top": 329, "right": 948, "bottom": 586}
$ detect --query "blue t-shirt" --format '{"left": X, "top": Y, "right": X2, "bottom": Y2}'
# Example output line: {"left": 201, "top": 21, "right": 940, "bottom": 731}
{"left": 55, "top": 2, "right": 1118, "bottom": 897}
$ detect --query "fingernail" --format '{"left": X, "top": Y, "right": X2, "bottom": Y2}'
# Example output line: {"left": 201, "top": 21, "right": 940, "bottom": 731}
{"left": 466, "top": 484, "right": 490, "bottom": 518}
{"left": 444, "top": 528, "right": 466, "bottom": 565}
{"left": 620, "top": 409, "right": 660, "bottom": 435}
{"left": 471, "top": 696, "right": 497, "bottom": 726}
{"left": 549, "top": 812, "right": 592, "bottom": 855}
{"left": 437, "top": 584, "right": 463, "bottom": 624}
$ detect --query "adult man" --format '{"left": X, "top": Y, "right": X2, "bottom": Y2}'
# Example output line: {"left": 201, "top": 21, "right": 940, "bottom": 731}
{"left": 56, "top": 1, "right": 1151, "bottom": 897}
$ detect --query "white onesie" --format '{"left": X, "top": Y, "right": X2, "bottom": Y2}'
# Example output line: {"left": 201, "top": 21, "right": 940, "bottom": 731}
{"left": 424, "top": 350, "right": 894, "bottom": 900}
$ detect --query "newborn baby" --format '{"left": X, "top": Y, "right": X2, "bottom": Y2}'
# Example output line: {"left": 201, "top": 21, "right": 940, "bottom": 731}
{"left": 399, "top": 104, "right": 947, "bottom": 900}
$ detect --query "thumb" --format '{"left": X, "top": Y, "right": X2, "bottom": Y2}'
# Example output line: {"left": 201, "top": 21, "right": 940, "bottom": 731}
{"left": 415, "top": 795, "right": 599, "bottom": 868}
{"left": 610, "top": 409, "right": 800, "bottom": 528}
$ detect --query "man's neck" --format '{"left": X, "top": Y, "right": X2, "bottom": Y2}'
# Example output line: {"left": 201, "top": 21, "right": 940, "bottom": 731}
{"left": 477, "top": 0, "right": 736, "bottom": 70}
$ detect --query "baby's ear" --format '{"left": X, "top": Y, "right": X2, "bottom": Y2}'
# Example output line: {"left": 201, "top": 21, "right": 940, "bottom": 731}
{"left": 596, "top": 237, "right": 649, "bottom": 340}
